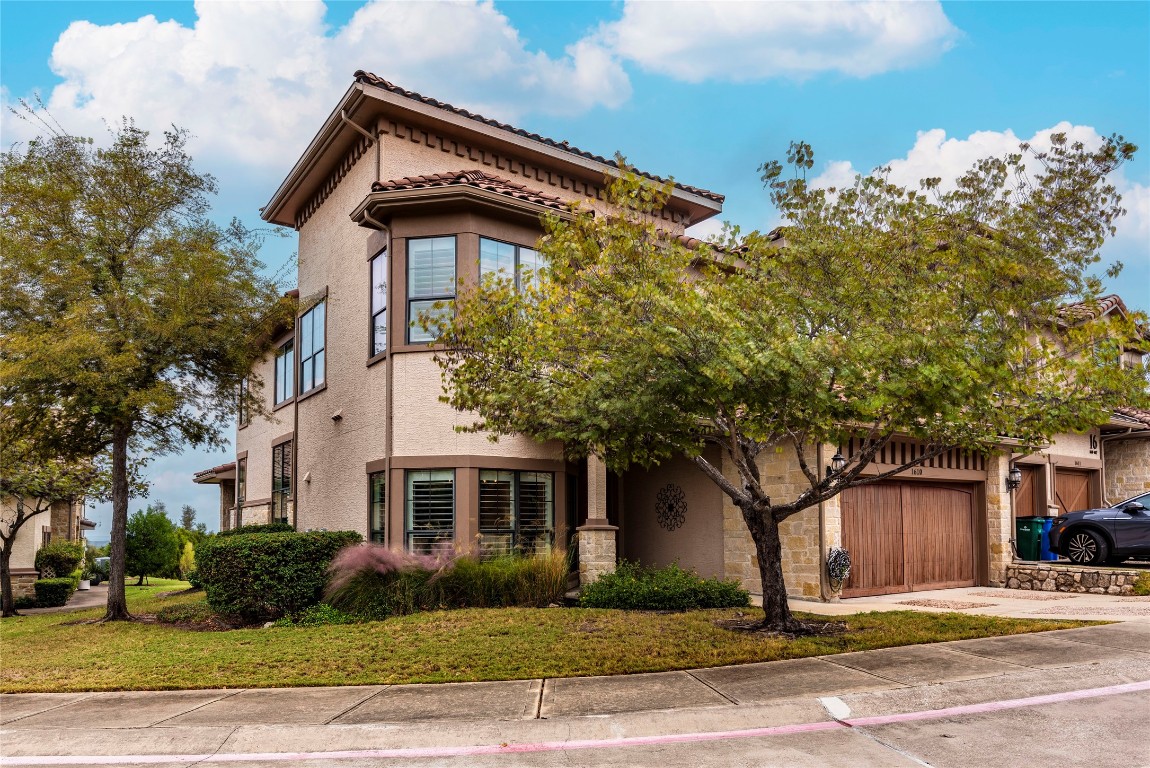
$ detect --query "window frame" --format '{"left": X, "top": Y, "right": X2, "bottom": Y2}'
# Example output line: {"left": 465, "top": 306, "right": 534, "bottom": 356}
{"left": 298, "top": 300, "right": 326, "bottom": 396}
{"left": 236, "top": 457, "right": 247, "bottom": 505}
{"left": 406, "top": 235, "right": 457, "bottom": 344}
{"left": 271, "top": 441, "right": 292, "bottom": 526}
{"left": 238, "top": 377, "right": 250, "bottom": 427}
{"left": 478, "top": 469, "right": 554, "bottom": 557}
{"left": 404, "top": 468, "right": 455, "bottom": 553}
{"left": 369, "top": 249, "right": 388, "bottom": 360}
{"left": 273, "top": 340, "right": 294, "bottom": 407}
{"left": 479, "top": 236, "right": 544, "bottom": 292}
{"left": 369, "top": 471, "right": 386, "bottom": 544}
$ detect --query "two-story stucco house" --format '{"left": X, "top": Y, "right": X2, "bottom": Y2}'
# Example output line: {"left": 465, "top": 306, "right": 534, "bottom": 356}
{"left": 196, "top": 72, "right": 1148, "bottom": 601}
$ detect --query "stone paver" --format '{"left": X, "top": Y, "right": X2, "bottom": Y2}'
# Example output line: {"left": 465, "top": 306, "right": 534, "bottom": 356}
{"left": 823, "top": 644, "right": 1025, "bottom": 685}
{"left": 6, "top": 689, "right": 233, "bottom": 729}
{"left": 691, "top": 657, "right": 900, "bottom": 704}
{"left": 159, "top": 685, "right": 386, "bottom": 726}
{"left": 332, "top": 679, "right": 540, "bottom": 724}
{"left": 541, "top": 670, "right": 729, "bottom": 717}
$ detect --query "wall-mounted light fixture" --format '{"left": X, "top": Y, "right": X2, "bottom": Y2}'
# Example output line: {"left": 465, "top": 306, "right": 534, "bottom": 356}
{"left": 1006, "top": 464, "right": 1022, "bottom": 492}
{"left": 826, "top": 451, "right": 847, "bottom": 477}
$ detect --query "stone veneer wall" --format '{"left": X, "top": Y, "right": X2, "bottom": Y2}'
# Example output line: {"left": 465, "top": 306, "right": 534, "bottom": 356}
{"left": 985, "top": 453, "right": 1014, "bottom": 587}
{"left": 1006, "top": 562, "right": 1143, "bottom": 595}
{"left": 10, "top": 572, "right": 37, "bottom": 599}
{"left": 576, "top": 527, "right": 617, "bottom": 585}
{"left": 1104, "top": 437, "right": 1150, "bottom": 503}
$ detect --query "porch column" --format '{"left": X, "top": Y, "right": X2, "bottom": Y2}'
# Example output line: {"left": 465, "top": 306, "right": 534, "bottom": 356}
{"left": 986, "top": 452, "right": 1013, "bottom": 586}
{"left": 576, "top": 454, "right": 618, "bottom": 585}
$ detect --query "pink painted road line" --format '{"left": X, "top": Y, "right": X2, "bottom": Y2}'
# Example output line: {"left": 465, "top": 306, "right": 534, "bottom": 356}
{"left": 4, "top": 679, "right": 1149, "bottom": 766}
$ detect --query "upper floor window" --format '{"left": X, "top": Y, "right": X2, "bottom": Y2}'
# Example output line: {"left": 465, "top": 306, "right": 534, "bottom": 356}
{"left": 299, "top": 300, "right": 326, "bottom": 394}
{"left": 407, "top": 236, "right": 456, "bottom": 343}
{"left": 272, "top": 441, "right": 292, "bottom": 525}
{"left": 274, "top": 341, "right": 294, "bottom": 405}
{"left": 238, "top": 377, "right": 250, "bottom": 426}
{"left": 236, "top": 457, "right": 247, "bottom": 504}
{"left": 480, "top": 237, "right": 544, "bottom": 291}
{"left": 478, "top": 470, "right": 554, "bottom": 557}
{"left": 371, "top": 250, "right": 387, "bottom": 356}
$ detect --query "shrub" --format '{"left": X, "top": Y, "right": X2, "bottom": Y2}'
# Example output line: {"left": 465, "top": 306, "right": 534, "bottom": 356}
{"left": 196, "top": 530, "right": 361, "bottom": 620}
{"left": 34, "top": 541, "right": 84, "bottom": 578}
{"left": 272, "top": 603, "right": 359, "bottom": 627}
{"left": 33, "top": 577, "right": 76, "bottom": 607}
{"left": 216, "top": 522, "right": 295, "bottom": 538}
{"left": 91, "top": 557, "right": 110, "bottom": 582}
{"left": 125, "top": 505, "right": 180, "bottom": 583}
{"left": 1133, "top": 572, "right": 1150, "bottom": 597}
{"left": 579, "top": 561, "right": 750, "bottom": 611}
{"left": 155, "top": 602, "right": 217, "bottom": 625}
{"left": 324, "top": 545, "right": 569, "bottom": 619}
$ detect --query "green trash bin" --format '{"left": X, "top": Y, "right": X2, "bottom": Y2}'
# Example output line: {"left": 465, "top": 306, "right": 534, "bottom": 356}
{"left": 1015, "top": 517, "right": 1041, "bottom": 561}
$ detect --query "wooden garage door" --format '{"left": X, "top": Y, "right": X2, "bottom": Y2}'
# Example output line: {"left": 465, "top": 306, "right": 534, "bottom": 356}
{"left": 841, "top": 482, "right": 976, "bottom": 597}
{"left": 1054, "top": 469, "right": 1092, "bottom": 516}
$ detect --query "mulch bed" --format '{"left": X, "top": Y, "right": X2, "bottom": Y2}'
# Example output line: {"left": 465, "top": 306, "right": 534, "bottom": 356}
{"left": 714, "top": 614, "right": 848, "bottom": 638}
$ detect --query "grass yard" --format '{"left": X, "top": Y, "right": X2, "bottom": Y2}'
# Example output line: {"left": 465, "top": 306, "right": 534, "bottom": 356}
{"left": 0, "top": 582, "right": 1096, "bottom": 693}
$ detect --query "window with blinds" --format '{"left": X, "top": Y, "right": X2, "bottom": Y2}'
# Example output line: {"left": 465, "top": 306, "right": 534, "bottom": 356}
{"left": 370, "top": 250, "right": 387, "bottom": 356}
{"left": 405, "top": 469, "right": 454, "bottom": 553}
{"left": 407, "top": 236, "right": 455, "bottom": 343}
{"left": 479, "top": 237, "right": 545, "bottom": 291}
{"left": 369, "top": 471, "right": 386, "bottom": 544}
{"left": 478, "top": 470, "right": 553, "bottom": 557}
{"left": 272, "top": 441, "right": 292, "bottom": 525}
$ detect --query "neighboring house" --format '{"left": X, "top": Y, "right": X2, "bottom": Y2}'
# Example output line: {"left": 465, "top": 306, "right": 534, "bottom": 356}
{"left": 2, "top": 496, "right": 95, "bottom": 599}
{"left": 194, "top": 72, "right": 1148, "bottom": 601}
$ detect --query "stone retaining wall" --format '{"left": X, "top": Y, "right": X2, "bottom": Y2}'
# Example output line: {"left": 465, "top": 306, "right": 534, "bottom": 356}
{"left": 1005, "top": 562, "right": 1143, "bottom": 595}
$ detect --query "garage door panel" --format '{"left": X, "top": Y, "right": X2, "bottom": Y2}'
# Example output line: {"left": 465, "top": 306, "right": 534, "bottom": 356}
{"left": 842, "top": 483, "right": 905, "bottom": 597}
{"left": 842, "top": 481, "right": 975, "bottom": 598}
{"left": 1055, "top": 470, "right": 1091, "bottom": 515}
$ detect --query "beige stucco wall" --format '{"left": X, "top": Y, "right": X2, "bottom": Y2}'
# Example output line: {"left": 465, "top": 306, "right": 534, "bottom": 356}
{"left": 1104, "top": 436, "right": 1150, "bottom": 503}
{"left": 235, "top": 349, "right": 289, "bottom": 510}
{"left": 1033, "top": 429, "right": 1101, "bottom": 461}
{"left": 621, "top": 450, "right": 725, "bottom": 579}
{"left": 2, "top": 497, "right": 47, "bottom": 572}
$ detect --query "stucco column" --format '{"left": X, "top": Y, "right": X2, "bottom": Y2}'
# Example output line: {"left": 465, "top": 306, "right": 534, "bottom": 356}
{"left": 577, "top": 455, "right": 617, "bottom": 586}
{"left": 986, "top": 452, "right": 1013, "bottom": 586}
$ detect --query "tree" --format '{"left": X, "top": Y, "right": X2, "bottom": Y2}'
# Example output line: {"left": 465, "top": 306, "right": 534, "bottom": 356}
{"left": 0, "top": 436, "right": 108, "bottom": 616}
{"left": 437, "top": 137, "right": 1150, "bottom": 632}
{"left": 0, "top": 115, "right": 289, "bottom": 619}
{"left": 180, "top": 505, "right": 197, "bottom": 531}
{"left": 125, "top": 504, "right": 180, "bottom": 586}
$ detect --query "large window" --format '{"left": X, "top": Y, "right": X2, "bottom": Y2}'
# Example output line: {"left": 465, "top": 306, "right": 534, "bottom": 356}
{"left": 370, "top": 250, "right": 387, "bottom": 356}
{"left": 369, "top": 472, "right": 386, "bottom": 544}
{"left": 274, "top": 341, "right": 294, "bottom": 405}
{"left": 480, "top": 237, "right": 545, "bottom": 291}
{"left": 479, "top": 470, "right": 554, "bottom": 557}
{"left": 405, "top": 469, "right": 454, "bottom": 553}
{"left": 299, "top": 300, "right": 326, "bottom": 394}
{"left": 271, "top": 441, "right": 292, "bottom": 525}
{"left": 407, "top": 236, "right": 456, "bottom": 343}
{"left": 236, "top": 458, "right": 247, "bottom": 504}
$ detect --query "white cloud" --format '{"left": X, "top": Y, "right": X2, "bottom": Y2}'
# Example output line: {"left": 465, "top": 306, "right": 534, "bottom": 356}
{"left": 809, "top": 123, "right": 1150, "bottom": 300}
{"left": 2, "top": 0, "right": 630, "bottom": 169}
{"left": 597, "top": 0, "right": 959, "bottom": 82}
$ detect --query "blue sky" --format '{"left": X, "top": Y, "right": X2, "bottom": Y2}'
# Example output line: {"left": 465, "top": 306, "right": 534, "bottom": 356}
{"left": 2, "top": 1, "right": 1147, "bottom": 534}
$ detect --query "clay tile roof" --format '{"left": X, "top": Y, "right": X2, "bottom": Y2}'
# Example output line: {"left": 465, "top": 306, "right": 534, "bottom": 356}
{"left": 1057, "top": 294, "right": 1128, "bottom": 322}
{"left": 1115, "top": 406, "right": 1150, "bottom": 429}
{"left": 194, "top": 462, "right": 236, "bottom": 480}
{"left": 371, "top": 170, "right": 570, "bottom": 212}
{"left": 353, "top": 70, "right": 724, "bottom": 205}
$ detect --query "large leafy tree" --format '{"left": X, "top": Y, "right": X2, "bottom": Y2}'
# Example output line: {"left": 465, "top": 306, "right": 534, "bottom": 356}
{"left": 125, "top": 503, "right": 180, "bottom": 586}
{"left": 0, "top": 117, "right": 289, "bottom": 620}
{"left": 438, "top": 136, "right": 1149, "bottom": 632}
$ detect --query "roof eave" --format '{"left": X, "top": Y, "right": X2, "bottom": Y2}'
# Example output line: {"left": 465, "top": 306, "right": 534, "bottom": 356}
{"left": 350, "top": 186, "right": 574, "bottom": 230}
{"left": 262, "top": 81, "right": 723, "bottom": 229}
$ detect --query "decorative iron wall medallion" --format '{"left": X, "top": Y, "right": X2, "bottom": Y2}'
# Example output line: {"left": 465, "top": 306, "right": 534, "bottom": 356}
{"left": 656, "top": 484, "right": 687, "bottom": 531}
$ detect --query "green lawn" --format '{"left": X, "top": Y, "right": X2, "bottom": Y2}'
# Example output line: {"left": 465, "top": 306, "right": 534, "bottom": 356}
{"left": 0, "top": 583, "right": 1095, "bottom": 693}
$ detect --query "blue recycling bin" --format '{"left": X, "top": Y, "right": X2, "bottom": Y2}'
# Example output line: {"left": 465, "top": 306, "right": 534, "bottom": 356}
{"left": 1038, "top": 517, "right": 1058, "bottom": 561}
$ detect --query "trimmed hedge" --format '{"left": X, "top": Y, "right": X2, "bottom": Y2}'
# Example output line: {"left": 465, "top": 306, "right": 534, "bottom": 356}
{"left": 33, "top": 577, "right": 76, "bottom": 607}
{"left": 196, "top": 530, "right": 361, "bottom": 620}
{"left": 34, "top": 541, "right": 85, "bottom": 578}
{"left": 579, "top": 561, "right": 751, "bottom": 611}
{"left": 216, "top": 522, "right": 295, "bottom": 538}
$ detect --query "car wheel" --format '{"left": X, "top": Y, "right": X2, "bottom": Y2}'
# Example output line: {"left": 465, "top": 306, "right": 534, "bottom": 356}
{"left": 1065, "top": 529, "right": 1108, "bottom": 565}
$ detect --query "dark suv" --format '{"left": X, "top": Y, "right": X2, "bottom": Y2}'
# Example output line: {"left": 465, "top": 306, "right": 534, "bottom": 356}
{"left": 1049, "top": 492, "right": 1150, "bottom": 565}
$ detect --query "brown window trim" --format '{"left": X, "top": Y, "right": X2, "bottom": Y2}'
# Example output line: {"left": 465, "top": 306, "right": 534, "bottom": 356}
{"left": 365, "top": 458, "right": 388, "bottom": 474}
{"left": 390, "top": 455, "right": 567, "bottom": 472}
{"left": 272, "top": 395, "right": 296, "bottom": 413}
{"left": 405, "top": 235, "right": 457, "bottom": 346}
{"left": 240, "top": 497, "right": 273, "bottom": 507}
{"left": 297, "top": 295, "right": 328, "bottom": 399}
{"left": 271, "top": 431, "right": 294, "bottom": 448}
{"left": 367, "top": 350, "right": 387, "bottom": 368}
{"left": 296, "top": 381, "right": 327, "bottom": 404}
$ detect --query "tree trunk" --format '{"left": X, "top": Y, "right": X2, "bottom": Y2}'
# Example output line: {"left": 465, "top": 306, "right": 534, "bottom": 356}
{"left": 743, "top": 503, "right": 802, "bottom": 632}
{"left": 105, "top": 422, "right": 131, "bottom": 620}
{"left": 1, "top": 544, "right": 17, "bottom": 618}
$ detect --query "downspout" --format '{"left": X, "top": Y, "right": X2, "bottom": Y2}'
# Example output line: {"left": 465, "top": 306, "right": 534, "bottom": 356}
{"left": 339, "top": 110, "right": 380, "bottom": 185}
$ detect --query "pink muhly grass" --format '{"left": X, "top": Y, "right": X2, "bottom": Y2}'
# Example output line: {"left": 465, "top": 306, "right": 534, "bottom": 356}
{"left": 325, "top": 543, "right": 457, "bottom": 595}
